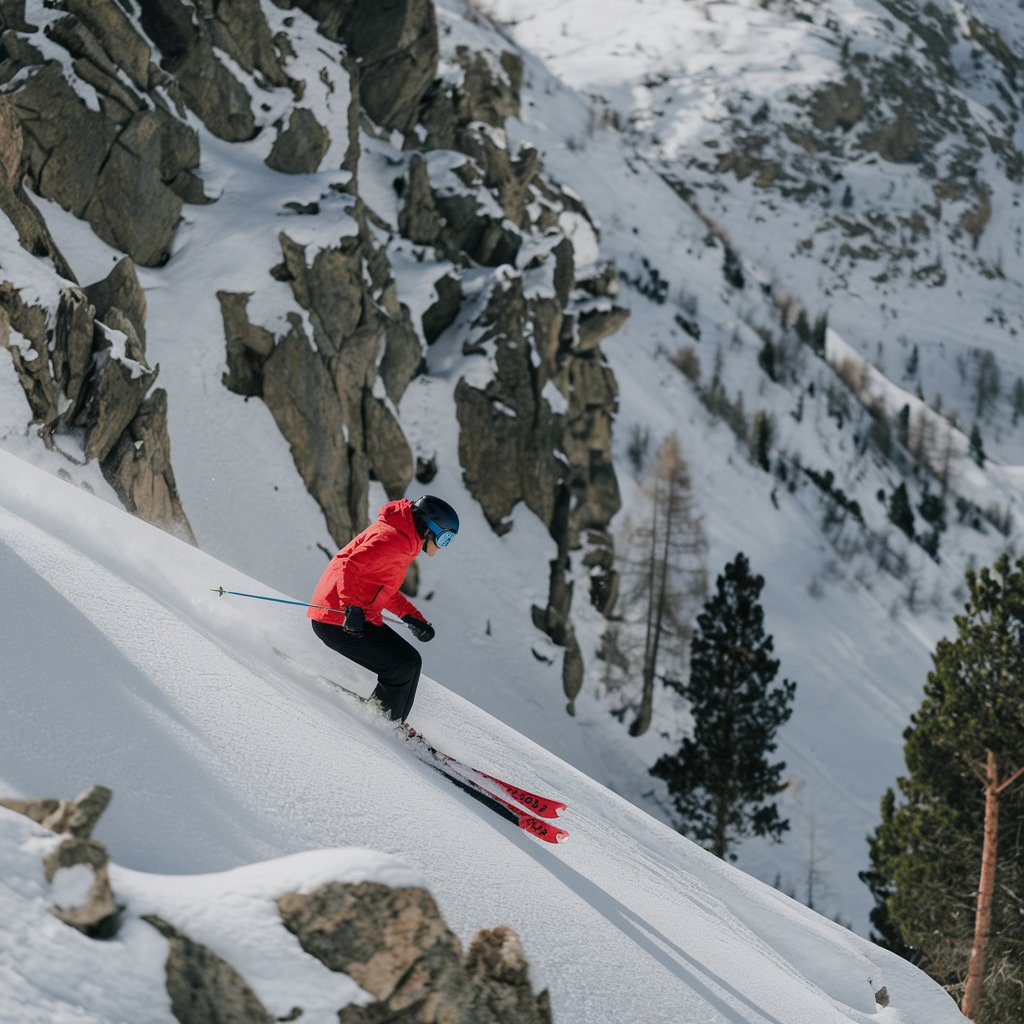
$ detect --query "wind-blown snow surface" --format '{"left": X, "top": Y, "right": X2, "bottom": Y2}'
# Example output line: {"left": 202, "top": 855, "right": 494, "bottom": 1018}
{"left": 0, "top": 452, "right": 962, "bottom": 1023}
{"left": 3, "top": 0, "right": 1019, "bottom": 948}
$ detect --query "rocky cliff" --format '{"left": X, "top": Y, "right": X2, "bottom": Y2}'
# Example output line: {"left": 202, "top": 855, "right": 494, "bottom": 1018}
{"left": 0, "top": 0, "right": 626, "bottom": 707}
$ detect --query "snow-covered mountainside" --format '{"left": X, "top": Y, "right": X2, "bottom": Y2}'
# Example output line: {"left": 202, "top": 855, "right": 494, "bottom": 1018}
{"left": 2, "top": 0, "right": 1022, "bottom": 945}
{"left": 488, "top": 0, "right": 1024, "bottom": 438}
{"left": 0, "top": 451, "right": 964, "bottom": 1023}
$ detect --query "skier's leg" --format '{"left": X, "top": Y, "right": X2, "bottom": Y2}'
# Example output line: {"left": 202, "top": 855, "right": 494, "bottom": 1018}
{"left": 311, "top": 620, "right": 421, "bottom": 722}
{"left": 366, "top": 627, "right": 421, "bottom": 722}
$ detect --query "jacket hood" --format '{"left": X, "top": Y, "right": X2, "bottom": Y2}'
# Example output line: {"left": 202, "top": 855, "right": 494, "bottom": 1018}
{"left": 378, "top": 499, "right": 419, "bottom": 540}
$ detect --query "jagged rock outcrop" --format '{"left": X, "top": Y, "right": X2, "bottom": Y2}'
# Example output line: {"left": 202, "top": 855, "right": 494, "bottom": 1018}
{"left": 1, "top": 12, "right": 205, "bottom": 267}
{"left": 44, "top": 836, "right": 122, "bottom": 938}
{"left": 278, "top": 880, "right": 552, "bottom": 1023}
{"left": 1, "top": 784, "right": 122, "bottom": 938}
{"left": 220, "top": 201, "right": 421, "bottom": 543}
{"left": 0, "top": 783, "right": 112, "bottom": 838}
{"left": 144, "top": 915, "right": 277, "bottom": 1024}
{"left": 3, "top": 788, "right": 552, "bottom": 1024}
{"left": 0, "top": 267, "right": 195, "bottom": 540}
{"left": 395, "top": 29, "right": 626, "bottom": 706}
{"left": 0, "top": 99, "right": 193, "bottom": 538}
{"left": 290, "top": 0, "right": 440, "bottom": 132}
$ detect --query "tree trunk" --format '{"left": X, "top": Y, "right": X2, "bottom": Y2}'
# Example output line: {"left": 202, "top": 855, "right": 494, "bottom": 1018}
{"left": 961, "top": 750, "right": 1024, "bottom": 1019}
{"left": 632, "top": 482, "right": 662, "bottom": 736}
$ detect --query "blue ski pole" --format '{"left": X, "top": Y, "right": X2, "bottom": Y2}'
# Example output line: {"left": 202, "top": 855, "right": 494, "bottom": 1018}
{"left": 211, "top": 586, "right": 402, "bottom": 623}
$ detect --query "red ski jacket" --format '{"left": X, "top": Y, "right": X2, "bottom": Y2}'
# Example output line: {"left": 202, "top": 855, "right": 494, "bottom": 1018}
{"left": 308, "top": 499, "right": 425, "bottom": 627}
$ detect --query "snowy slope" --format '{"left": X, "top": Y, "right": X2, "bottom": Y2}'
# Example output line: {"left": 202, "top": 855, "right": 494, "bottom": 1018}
{"left": 0, "top": 450, "right": 963, "bottom": 1024}
{"left": 3, "top": 0, "right": 1022, "bottom": 941}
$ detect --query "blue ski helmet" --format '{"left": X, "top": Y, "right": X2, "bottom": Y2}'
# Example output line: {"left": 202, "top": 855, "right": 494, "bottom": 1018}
{"left": 412, "top": 495, "right": 459, "bottom": 547}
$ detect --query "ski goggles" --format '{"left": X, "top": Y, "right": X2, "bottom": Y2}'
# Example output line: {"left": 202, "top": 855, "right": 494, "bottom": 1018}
{"left": 425, "top": 518, "right": 457, "bottom": 548}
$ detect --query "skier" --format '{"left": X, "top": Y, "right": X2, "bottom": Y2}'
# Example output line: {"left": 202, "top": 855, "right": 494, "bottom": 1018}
{"left": 308, "top": 494, "right": 459, "bottom": 723}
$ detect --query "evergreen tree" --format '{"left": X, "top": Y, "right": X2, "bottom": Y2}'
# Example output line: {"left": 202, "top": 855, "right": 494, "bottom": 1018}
{"left": 1012, "top": 377, "right": 1024, "bottom": 425}
{"left": 650, "top": 553, "right": 796, "bottom": 860}
{"left": 750, "top": 410, "right": 775, "bottom": 472}
{"left": 861, "top": 555, "right": 1024, "bottom": 1022}
{"left": 888, "top": 482, "right": 915, "bottom": 539}
{"left": 970, "top": 423, "right": 986, "bottom": 467}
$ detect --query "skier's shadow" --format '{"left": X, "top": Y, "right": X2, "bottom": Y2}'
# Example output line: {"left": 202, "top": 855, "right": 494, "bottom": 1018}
{"left": 515, "top": 835, "right": 790, "bottom": 1024}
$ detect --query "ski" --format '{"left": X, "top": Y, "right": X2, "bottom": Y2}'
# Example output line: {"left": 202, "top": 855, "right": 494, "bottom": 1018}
{"left": 412, "top": 748, "right": 569, "bottom": 845}
{"left": 271, "top": 648, "right": 569, "bottom": 837}
{"left": 399, "top": 724, "right": 566, "bottom": 819}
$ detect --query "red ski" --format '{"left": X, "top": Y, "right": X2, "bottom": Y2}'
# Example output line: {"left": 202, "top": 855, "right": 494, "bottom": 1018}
{"left": 426, "top": 757, "right": 569, "bottom": 845}
{"left": 400, "top": 724, "right": 566, "bottom": 819}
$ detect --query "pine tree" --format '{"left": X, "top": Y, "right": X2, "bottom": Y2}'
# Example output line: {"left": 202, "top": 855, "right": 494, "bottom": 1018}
{"left": 970, "top": 423, "right": 986, "bottom": 467}
{"left": 861, "top": 555, "right": 1024, "bottom": 1022}
{"left": 650, "top": 553, "right": 796, "bottom": 860}
{"left": 888, "top": 482, "right": 915, "bottom": 538}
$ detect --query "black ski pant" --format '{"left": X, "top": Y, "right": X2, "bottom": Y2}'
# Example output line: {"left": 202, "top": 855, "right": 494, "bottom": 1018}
{"left": 311, "top": 619, "right": 421, "bottom": 723}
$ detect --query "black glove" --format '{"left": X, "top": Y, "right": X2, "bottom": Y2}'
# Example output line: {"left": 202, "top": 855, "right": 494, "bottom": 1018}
{"left": 403, "top": 615, "right": 434, "bottom": 643}
{"left": 343, "top": 605, "right": 365, "bottom": 637}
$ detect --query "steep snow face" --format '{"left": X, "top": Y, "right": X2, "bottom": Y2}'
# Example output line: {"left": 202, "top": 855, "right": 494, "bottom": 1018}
{"left": 0, "top": 450, "right": 965, "bottom": 1024}
{"left": 3, "top": 0, "right": 1022, "bottom": 944}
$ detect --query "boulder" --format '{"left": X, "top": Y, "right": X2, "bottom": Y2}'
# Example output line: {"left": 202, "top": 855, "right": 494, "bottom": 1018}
{"left": 42, "top": 784, "right": 113, "bottom": 838}
{"left": 83, "top": 109, "right": 185, "bottom": 266}
{"left": 85, "top": 256, "right": 148, "bottom": 346}
{"left": 65, "top": 0, "right": 153, "bottom": 91}
{"left": 463, "top": 926, "right": 553, "bottom": 1024}
{"left": 421, "top": 270, "right": 461, "bottom": 344}
{"left": 265, "top": 107, "right": 330, "bottom": 174}
{"left": 44, "top": 837, "right": 122, "bottom": 939}
{"left": 10, "top": 62, "right": 118, "bottom": 219}
{"left": 278, "top": 880, "right": 551, "bottom": 1023}
{"left": 7, "top": 62, "right": 194, "bottom": 266}
{"left": 1, "top": 785, "right": 115, "bottom": 838}
{"left": 144, "top": 915, "right": 275, "bottom": 1024}
{"left": 219, "top": 291, "right": 275, "bottom": 398}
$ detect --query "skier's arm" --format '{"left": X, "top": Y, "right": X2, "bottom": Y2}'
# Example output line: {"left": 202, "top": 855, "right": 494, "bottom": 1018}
{"left": 385, "top": 589, "right": 422, "bottom": 622}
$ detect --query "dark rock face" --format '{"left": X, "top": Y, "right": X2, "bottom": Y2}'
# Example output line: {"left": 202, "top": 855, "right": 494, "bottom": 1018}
{"left": 290, "top": 0, "right": 440, "bottom": 132}
{"left": 0, "top": 274, "right": 195, "bottom": 539}
{"left": 278, "top": 880, "right": 552, "bottom": 1024}
{"left": 5, "top": 47, "right": 197, "bottom": 267}
{"left": 219, "top": 203, "right": 420, "bottom": 544}
{"left": 0, "top": 228, "right": 194, "bottom": 539}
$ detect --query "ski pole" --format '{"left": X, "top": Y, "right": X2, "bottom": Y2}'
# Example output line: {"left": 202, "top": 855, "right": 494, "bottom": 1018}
{"left": 211, "top": 587, "right": 403, "bottom": 623}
